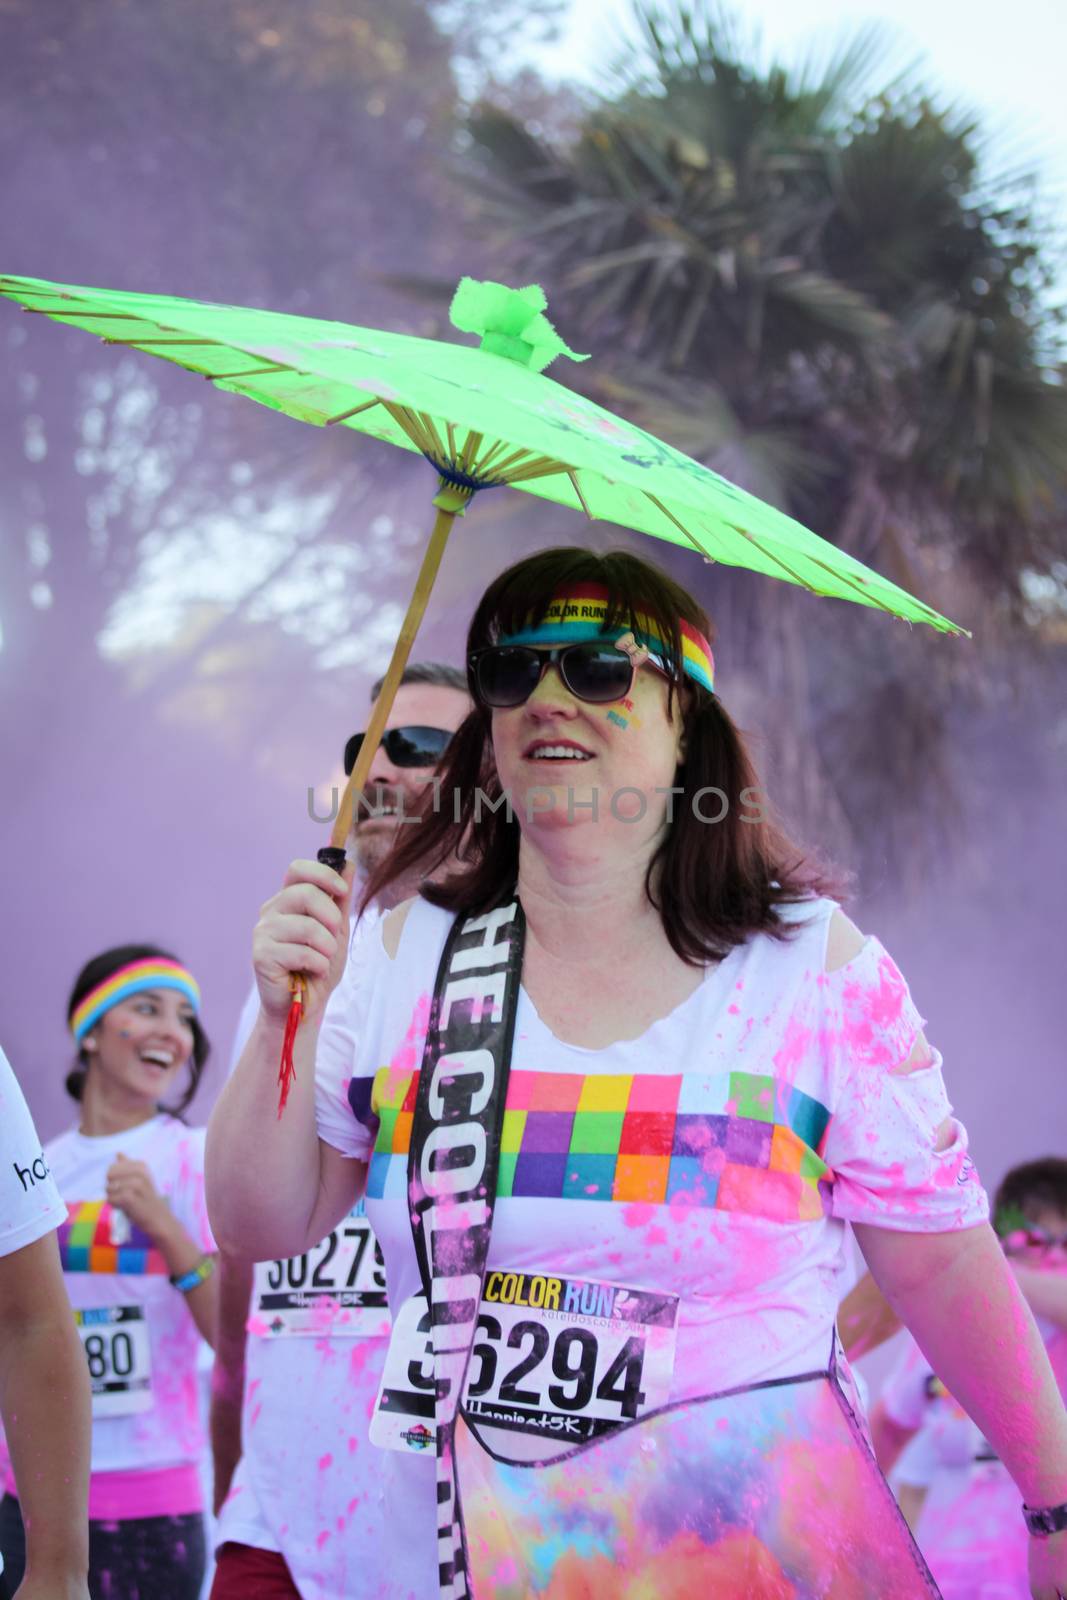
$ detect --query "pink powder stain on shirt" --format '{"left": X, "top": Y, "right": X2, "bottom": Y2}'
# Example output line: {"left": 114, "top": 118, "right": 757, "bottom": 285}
{"left": 318, "top": 1452, "right": 333, "bottom": 1472}
{"left": 727, "top": 1003, "right": 741, "bottom": 1016}
{"left": 644, "top": 1226, "right": 668, "bottom": 1248}
{"left": 394, "top": 993, "right": 433, "bottom": 1073}
{"left": 245, "top": 1314, "right": 271, "bottom": 1336}
{"left": 347, "top": 1341, "right": 377, "bottom": 1384}
{"left": 771, "top": 1015, "right": 813, "bottom": 1093}
{"left": 622, "top": 1202, "right": 657, "bottom": 1230}
{"left": 839, "top": 950, "right": 917, "bottom": 1070}
{"left": 700, "top": 1147, "right": 726, "bottom": 1180}
{"left": 246, "top": 1376, "right": 263, "bottom": 1431}
{"left": 668, "top": 1186, "right": 707, "bottom": 1223}
{"left": 316, "top": 1530, "right": 331, "bottom": 1551}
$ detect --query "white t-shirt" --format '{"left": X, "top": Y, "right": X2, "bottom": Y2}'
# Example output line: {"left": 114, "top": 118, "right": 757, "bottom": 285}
{"left": 216, "top": 913, "right": 394, "bottom": 1600}
{"left": 0, "top": 1045, "right": 67, "bottom": 1582}
{"left": 46, "top": 1114, "right": 215, "bottom": 1475}
{"left": 0, "top": 1044, "right": 66, "bottom": 1256}
{"left": 315, "top": 895, "right": 989, "bottom": 1598}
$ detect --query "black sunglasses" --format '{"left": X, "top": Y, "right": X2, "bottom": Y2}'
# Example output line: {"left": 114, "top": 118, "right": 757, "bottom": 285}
{"left": 343, "top": 725, "right": 454, "bottom": 775}
{"left": 468, "top": 642, "right": 666, "bottom": 710}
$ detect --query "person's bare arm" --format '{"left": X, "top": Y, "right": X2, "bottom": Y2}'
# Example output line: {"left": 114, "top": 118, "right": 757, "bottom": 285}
{"left": 105, "top": 1153, "right": 218, "bottom": 1347}
{"left": 838, "top": 1269, "right": 903, "bottom": 1362}
{"left": 210, "top": 1251, "right": 254, "bottom": 1514}
{"left": 896, "top": 1481, "right": 928, "bottom": 1533}
{"left": 1011, "top": 1261, "right": 1067, "bottom": 1329}
{"left": 0, "top": 1232, "right": 90, "bottom": 1600}
{"left": 206, "top": 858, "right": 366, "bottom": 1260}
{"left": 868, "top": 1396, "right": 919, "bottom": 1475}
{"left": 857, "top": 1222, "right": 1067, "bottom": 1600}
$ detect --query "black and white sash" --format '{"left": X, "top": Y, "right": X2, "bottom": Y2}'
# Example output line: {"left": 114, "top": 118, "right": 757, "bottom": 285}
{"left": 408, "top": 900, "right": 525, "bottom": 1600}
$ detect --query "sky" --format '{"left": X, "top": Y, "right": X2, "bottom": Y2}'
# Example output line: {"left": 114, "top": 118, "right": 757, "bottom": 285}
{"left": 528, "top": 0, "right": 1067, "bottom": 204}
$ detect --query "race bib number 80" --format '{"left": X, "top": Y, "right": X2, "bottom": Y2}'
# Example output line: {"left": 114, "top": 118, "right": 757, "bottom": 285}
{"left": 77, "top": 1306, "right": 152, "bottom": 1418}
{"left": 371, "top": 1272, "right": 678, "bottom": 1453}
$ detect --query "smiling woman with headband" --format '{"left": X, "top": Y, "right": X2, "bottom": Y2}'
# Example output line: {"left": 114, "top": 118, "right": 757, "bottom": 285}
{"left": 0, "top": 945, "right": 218, "bottom": 1600}
{"left": 208, "top": 547, "right": 1067, "bottom": 1600}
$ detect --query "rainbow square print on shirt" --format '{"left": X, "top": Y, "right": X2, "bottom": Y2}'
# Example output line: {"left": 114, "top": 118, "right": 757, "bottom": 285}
{"left": 57, "top": 1202, "right": 169, "bottom": 1274}
{"left": 362, "top": 1067, "right": 833, "bottom": 1222}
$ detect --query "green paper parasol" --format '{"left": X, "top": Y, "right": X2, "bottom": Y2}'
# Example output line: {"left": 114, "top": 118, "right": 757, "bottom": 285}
{"left": 1, "top": 269, "right": 965, "bottom": 1109}
{"left": 1, "top": 276, "right": 963, "bottom": 787}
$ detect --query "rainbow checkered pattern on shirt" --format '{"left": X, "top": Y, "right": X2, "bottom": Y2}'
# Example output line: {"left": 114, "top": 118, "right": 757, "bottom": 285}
{"left": 57, "top": 1202, "right": 169, "bottom": 1274}
{"left": 361, "top": 1068, "right": 832, "bottom": 1220}
{"left": 502, "top": 582, "right": 715, "bottom": 695}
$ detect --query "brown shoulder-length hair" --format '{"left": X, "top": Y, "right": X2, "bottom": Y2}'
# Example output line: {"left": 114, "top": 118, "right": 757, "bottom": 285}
{"left": 363, "top": 546, "right": 842, "bottom": 963}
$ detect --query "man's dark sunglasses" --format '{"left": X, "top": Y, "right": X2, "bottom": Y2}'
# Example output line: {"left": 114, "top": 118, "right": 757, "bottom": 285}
{"left": 468, "top": 642, "right": 664, "bottom": 709}
{"left": 343, "top": 725, "right": 454, "bottom": 775}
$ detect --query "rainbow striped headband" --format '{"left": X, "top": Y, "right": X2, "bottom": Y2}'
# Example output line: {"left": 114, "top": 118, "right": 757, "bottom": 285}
{"left": 71, "top": 958, "right": 201, "bottom": 1042}
{"left": 502, "top": 582, "right": 715, "bottom": 694}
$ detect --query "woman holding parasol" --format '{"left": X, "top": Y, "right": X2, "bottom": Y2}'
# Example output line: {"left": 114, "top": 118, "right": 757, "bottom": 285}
{"left": 207, "top": 545, "right": 1067, "bottom": 1599}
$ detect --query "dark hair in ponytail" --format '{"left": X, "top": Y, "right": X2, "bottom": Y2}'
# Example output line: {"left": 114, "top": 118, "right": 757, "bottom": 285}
{"left": 363, "top": 546, "right": 840, "bottom": 961}
{"left": 66, "top": 944, "right": 211, "bottom": 1117}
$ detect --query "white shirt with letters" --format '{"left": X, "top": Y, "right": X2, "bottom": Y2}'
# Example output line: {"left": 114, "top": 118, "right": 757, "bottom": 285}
{"left": 0, "top": 1043, "right": 66, "bottom": 1258}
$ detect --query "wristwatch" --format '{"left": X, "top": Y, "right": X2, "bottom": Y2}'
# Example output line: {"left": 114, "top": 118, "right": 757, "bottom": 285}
{"left": 1022, "top": 1501, "right": 1067, "bottom": 1538}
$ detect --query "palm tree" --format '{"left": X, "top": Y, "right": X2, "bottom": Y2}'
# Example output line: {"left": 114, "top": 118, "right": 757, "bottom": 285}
{"left": 459, "top": 1, "right": 1067, "bottom": 887}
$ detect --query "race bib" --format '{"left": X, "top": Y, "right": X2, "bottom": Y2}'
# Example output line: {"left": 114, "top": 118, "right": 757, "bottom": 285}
{"left": 371, "top": 1272, "right": 679, "bottom": 1455}
{"left": 253, "top": 1218, "right": 389, "bottom": 1338}
{"left": 76, "top": 1305, "right": 153, "bottom": 1417}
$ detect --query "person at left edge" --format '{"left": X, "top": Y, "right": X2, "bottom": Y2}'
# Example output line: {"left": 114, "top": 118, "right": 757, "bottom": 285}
{"left": 0, "top": 1044, "right": 90, "bottom": 1600}
{"left": 0, "top": 946, "right": 217, "bottom": 1600}
{"left": 209, "top": 663, "right": 470, "bottom": 1600}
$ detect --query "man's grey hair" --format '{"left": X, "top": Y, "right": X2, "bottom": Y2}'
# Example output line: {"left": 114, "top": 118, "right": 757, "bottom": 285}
{"left": 370, "top": 661, "right": 468, "bottom": 699}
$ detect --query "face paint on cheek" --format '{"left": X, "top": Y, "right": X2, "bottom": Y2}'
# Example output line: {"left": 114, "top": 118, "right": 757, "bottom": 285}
{"left": 603, "top": 698, "right": 642, "bottom": 733}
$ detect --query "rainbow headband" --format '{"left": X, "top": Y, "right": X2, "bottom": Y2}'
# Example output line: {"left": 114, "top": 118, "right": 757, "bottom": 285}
{"left": 502, "top": 582, "right": 715, "bottom": 694}
{"left": 71, "top": 959, "right": 201, "bottom": 1043}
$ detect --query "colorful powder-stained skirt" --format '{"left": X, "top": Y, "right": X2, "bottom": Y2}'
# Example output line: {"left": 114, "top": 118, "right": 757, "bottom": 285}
{"left": 455, "top": 1367, "right": 940, "bottom": 1599}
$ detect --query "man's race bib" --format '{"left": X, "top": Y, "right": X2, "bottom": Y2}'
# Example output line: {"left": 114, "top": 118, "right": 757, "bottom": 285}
{"left": 252, "top": 1218, "right": 389, "bottom": 1338}
{"left": 76, "top": 1305, "right": 153, "bottom": 1417}
{"left": 371, "top": 1272, "right": 678, "bottom": 1455}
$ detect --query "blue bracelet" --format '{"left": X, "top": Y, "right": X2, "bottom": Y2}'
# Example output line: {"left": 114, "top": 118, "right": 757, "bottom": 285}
{"left": 169, "top": 1255, "right": 215, "bottom": 1294}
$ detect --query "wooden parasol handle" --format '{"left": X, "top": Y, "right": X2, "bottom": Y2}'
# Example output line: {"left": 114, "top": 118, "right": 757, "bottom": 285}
{"left": 321, "top": 484, "right": 469, "bottom": 855}
{"left": 277, "top": 482, "right": 469, "bottom": 1115}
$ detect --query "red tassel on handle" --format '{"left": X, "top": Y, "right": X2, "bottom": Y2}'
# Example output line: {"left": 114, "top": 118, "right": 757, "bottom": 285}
{"left": 277, "top": 976, "right": 304, "bottom": 1117}
{"left": 276, "top": 849, "right": 347, "bottom": 1118}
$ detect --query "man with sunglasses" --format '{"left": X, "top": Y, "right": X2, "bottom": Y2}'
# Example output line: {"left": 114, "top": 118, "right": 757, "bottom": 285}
{"left": 343, "top": 666, "right": 466, "bottom": 887}
{"left": 209, "top": 663, "right": 468, "bottom": 1600}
